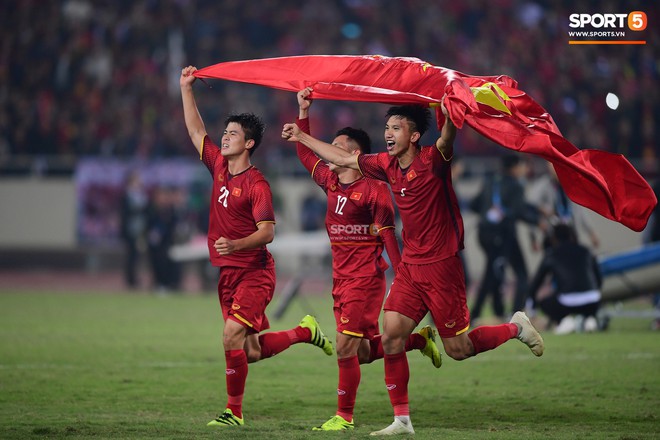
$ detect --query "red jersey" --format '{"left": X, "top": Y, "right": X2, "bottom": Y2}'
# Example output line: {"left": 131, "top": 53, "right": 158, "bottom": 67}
{"left": 357, "top": 147, "right": 464, "bottom": 264}
{"left": 297, "top": 118, "right": 396, "bottom": 279}
{"left": 201, "top": 135, "right": 275, "bottom": 269}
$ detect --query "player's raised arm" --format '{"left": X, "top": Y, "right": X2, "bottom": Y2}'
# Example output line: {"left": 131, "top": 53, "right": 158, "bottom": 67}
{"left": 294, "top": 88, "right": 323, "bottom": 175}
{"left": 282, "top": 122, "right": 359, "bottom": 169}
{"left": 180, "top": 65, "right": 208, "bottom": 156}
{"left": 435, "top": 100, "right": 457, "bottom": 161}
{"left": 298, "top": 87, "right": 313, "bottom": 120}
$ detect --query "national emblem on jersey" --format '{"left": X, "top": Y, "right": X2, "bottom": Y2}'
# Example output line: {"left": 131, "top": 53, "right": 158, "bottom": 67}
{"left": 232, "top": 187, "right": 242, "bottom": 197}
{"left": 350, "top": 192, "right": 362, "bottom": 201}
{"left": 406, "top": 169, "right": 417, "bottom": 181}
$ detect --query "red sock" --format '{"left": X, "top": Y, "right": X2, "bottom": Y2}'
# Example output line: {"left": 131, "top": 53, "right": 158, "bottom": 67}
{"left": 294, "top": 326, "right": 311, "bottom": 342}
{"left": 368, "top": 333, "right": 425, "bottom": 363}
{"left": 468, "top": 323, "right": 518, "bottom": 355}
{"left": 259, "top": 327, "right": 311, "bottom": 359}
{"left": 368, "top": 335, "right": 384, "bottom": 362}
{"left": 259, "top": 332, "right": 292, "bottom": 359}
{"left": 336, "top": 356, "right": 360, "bottom": 422}
{"left": 405, "top": 333, "right": 426, "bottom": 351}
{"left": 384, "top": 352, "right": 409, "bottom": 417}
{"left": 225, "top": 349, "right": 248, "bottom": 419}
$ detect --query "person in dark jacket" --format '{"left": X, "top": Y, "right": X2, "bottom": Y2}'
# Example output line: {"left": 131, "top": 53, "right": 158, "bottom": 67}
{"left": 529, "top": 224, "right": 602, "bottom": 334}
{"left": 470, "top": 155, "right": 541, "bottom": 321}
{"left": 119, "top": 170, "right": 148, "bottom": 289}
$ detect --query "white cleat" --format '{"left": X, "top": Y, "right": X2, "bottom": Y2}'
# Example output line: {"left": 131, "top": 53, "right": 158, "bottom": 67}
{"left": 370, "top": 418, "right": 415, "bottom": 436}
{"left": 510, "top": 311, "right": 544, "bottom": 356}
{"left": 554, "top": 315, "right": 576, "bottom": 335}
{"left": 583, "top": 316, "right": 598, "bottom": 333}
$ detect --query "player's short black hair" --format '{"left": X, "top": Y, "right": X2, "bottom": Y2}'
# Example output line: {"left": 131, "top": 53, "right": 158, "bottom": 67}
{"left": 386, "top": 105, "right": 431, "bottom": 138}
{"left": 224, "top": 113, "right": 265, "bottom": 155}
{"left": 335, "top": 127, "right": 372, "bottom": 154}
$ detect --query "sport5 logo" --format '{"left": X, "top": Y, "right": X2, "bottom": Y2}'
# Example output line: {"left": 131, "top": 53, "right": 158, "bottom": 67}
{"left": 569, "top": 11, "right": 647, "bottom": 31}
{"left": 329, "top": 223, "right": 378, "bottom": 236}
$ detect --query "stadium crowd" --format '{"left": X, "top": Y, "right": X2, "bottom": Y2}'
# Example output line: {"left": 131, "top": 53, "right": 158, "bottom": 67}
{"left": 1, "top": 0, "right": 658, "bottom": 177}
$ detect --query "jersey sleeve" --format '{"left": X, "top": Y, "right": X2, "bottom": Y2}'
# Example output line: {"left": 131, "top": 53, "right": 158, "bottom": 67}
{"left": 357, "top": 153, "right": 388, "bottom": 182}
{"left": 380, "top": 227, "right": 401, "bottom": 273}
{"left": 371, "top": 182, "right": 400, "bottom": 271}
{"left": 423, "top": 145, "right": 452, "bottom": 177}
{"left": 296, "top": 117, "right": 331, "bottom": 191}
{"left": 250, "top": 179, "right": 276, "bottom": 225}
{"left": 201, "top": 135, "right": 222, "bottom": 175}
{"left": 371, "top": 182, "right": 396, "bottom": 229}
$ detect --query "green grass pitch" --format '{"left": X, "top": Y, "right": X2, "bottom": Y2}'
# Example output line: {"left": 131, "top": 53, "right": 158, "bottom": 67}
{"left": 0, "top": 290, "right": 658, "bottom": 439}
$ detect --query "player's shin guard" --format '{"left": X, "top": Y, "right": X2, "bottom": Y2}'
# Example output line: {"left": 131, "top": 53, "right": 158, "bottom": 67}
{"left": 225, "top": 349, "right": 248, "bottom": 419}
{"left": 336, "top": 356, "right": 360, "bottom": 422}
{"left": 383, "top": 352, "right": 410, "bottom": 417}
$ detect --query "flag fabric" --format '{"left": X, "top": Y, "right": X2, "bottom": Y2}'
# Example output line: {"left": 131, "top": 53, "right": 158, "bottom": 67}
{"left": 194, "top": 55, "right": 656, "bottom": 232}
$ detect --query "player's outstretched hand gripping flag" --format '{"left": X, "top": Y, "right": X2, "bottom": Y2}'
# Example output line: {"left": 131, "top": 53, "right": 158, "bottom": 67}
{"left": 194, "top": 55, "right": 657, "bottom": 232}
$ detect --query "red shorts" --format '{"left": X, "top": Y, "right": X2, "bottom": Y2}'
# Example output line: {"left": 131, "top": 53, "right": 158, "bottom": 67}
{"left": 332, "top": 274, "right": 386, "bottom": 340}
{"left": 384, "top": 256, "right": 470, "bottom": 339}
{"left": 217, "top": 266, "right": 276, "bottom": 333}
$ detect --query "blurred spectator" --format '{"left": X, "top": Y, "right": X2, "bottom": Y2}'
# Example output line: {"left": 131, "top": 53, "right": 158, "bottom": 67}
{"left": 469, "top": 154, "right": 541, "bottom": 321}
{"left": 529, "top": 161, "right": 600, "bottom": 250}
{"left": 528, "top": 224, "right": 603, "bottom": 335}
{"left": 119, "top": 169, "right": 148, "bottom": 288}
{"left": 146, "top": 185, "right": 182, "bottom": 293}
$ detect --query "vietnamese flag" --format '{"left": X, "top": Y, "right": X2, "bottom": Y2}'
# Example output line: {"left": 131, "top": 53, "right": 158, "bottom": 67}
{"left": 194, "top": 55, "right": 656, "bottom": 232}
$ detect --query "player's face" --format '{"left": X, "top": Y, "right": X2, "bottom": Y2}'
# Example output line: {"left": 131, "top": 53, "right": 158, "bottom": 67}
{"left": 328, "top": 134, "right": 357, "bottom": 172}
{"left": 384, "top": 116, "right": 416, "bottom": 157}
{"left": 221, "top": 122, "right": 251, "bottom": 157}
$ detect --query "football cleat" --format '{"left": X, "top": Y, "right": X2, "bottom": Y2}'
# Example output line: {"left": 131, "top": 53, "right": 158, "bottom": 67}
{"left": 299, "top": 315, "right": 334, "bottom": 356}
{"left": 418, "top": 325, "right": 442, "bottom": 368}
{"left": 207, "top": 408, "right": 244, "bottom": 427}
{"left": 510, "top": 311, "right": 544, "bottom": 356}
{"left": 370, "top": 418, "right": 415, "bottom": 436}
{"left": 312, "top": 415, "right": 354, "bottom": 431}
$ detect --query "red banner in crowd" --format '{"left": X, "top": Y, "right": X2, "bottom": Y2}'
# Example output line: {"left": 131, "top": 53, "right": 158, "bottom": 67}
{"left": 194, "top": 55, "right": 656, "bottom": 232}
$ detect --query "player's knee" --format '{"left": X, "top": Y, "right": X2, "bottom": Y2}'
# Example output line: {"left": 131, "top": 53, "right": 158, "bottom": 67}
{"left": 336, "top": 344, "right": 356, "bottom": 359}
{"left": 444, "top": 341, "right": 475, "bottom": 361}
{"left": 245, "top": 349, "right": 261, "bottom": 363}
{"left": 380, "top": 332, "right": 405, "bottom": 353}
{"left": 357, "top": 352, "right": 371, "bottom": 364}
{"left": 222, "top": 332, "right": 243, "bottom": 350}
{"left": 445, "top": 346, "right": 471, "bottom": 360}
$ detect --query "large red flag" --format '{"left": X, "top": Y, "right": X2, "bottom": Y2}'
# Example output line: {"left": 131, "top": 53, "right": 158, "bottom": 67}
{"left": 194, "top": 55, "right": 656, "bottom": 232}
